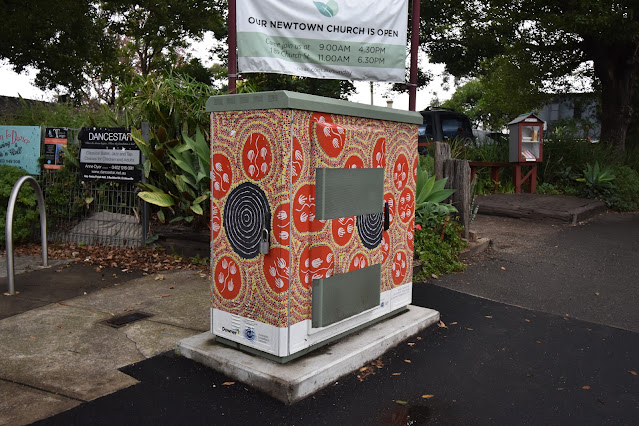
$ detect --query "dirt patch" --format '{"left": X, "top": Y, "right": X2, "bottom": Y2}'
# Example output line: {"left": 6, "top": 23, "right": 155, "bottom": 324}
{"left": 467, "top": 214, "right": 571, "bottom": 255}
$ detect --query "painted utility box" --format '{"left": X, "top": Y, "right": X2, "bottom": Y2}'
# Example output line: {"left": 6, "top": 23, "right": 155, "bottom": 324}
{"left": 508, "top": 113, "right": 545, "bottom": 163}
{"left": 207, "top": 91, "right": 421, "bottom": 361}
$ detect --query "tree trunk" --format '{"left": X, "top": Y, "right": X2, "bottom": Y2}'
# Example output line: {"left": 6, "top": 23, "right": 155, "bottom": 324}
{"left": 589, "top": 40, "right": 639, "bottom": 152}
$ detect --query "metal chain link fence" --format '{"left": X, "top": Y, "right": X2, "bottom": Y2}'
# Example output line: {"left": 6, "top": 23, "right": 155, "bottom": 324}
{"left": 39, "top": 128, "right": 147, "bottom": 248}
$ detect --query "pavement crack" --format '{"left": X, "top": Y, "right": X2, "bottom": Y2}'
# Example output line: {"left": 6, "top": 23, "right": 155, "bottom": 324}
{"left": 122, "top": 329, "right": 146, "bottom": 359}
{"left": 0, "top": 377, "right": 87, "bottom": 403}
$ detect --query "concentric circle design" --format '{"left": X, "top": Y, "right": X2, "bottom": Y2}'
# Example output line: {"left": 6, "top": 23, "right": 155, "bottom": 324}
{"left": 356, "top": 212, "right": 384, "bottom": 250}
{"left": 223, "top": 182, "right": 270, "bottom": 259}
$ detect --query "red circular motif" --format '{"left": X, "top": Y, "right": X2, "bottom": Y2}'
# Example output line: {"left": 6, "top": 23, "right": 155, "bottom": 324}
{"left": 384, "top": 192, "right": 396, "bottom": 229}
{"left": 394, "top": 154, "right": 409, "bottom": 191}
{"left": 263, "top": 248, "right": 290, "bottom": 293}
{"left": 349, "top": 253, "right": 369, "bottom": 271}
{"left": 407, "top": 225, "right": 415, "bottom": 251}
{"left": 292, "top": 184, "right": 327, "bottom": 233}
{"left": 292, "top": 137, "right": 303, "bottom": 184}
{"left": 273, "top": 202, "right": 290, "bottom": 246}
{"left": 299, "top": 245, "right": 334, "bottom": 289}
{"left": 372, "top": 138, "right": 386, "bottom": 168}
{"left": 392, "top": 251, "right": 408, "bottom": 285}
{"left": 382, "top": 231, "right": 390, "bottom": 264}
{"left": 310, "top": 112, "right": 345, "bottom": 158}
{"left": 214, "top": 256, "right": 241, "bottom": 299}
{"left": 242, "top": 133, "right": 272, "bottom": 180}
{"left": 344, "top": 155, "right": 364, "bottom": 169}
{"left": 212, "top": 154, "right": 232, "bottom": 198}
{"left": 212, "top": 200, "right": 221, "bottom": 240}
{"left": 332, "top": 216, "right": 355, "bottom": 246}
{"left": 398, "top": 187, "right": 415, "bottom": 223}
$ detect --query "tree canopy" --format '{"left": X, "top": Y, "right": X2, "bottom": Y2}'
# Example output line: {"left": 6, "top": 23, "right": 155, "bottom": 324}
{"left": 420, "top": 0, "right": 639, "bottom": 151}
{"left": 1, "top": 0, "right": 226, "bottom": 102}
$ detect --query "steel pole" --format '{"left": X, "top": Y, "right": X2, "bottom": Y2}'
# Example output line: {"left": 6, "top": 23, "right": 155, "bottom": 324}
{"left": 228, "top": 0, "right": 238, "bottom": 94}
{"left": 408, "top": 0, "right": 421, "bottom": 111}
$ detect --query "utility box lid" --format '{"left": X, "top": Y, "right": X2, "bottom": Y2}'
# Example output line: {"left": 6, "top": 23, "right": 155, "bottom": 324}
{"left": 206, "top": 90, "right": 423, "bottom": 125}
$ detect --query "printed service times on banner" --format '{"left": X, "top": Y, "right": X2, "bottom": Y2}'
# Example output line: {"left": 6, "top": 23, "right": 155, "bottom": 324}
{"left": 237, "top": 0, "right": 408, "bottom": 82}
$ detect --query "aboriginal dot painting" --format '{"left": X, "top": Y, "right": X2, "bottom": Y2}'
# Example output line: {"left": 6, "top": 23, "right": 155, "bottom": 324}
{"left": 211, "top": 108, "right": 417, "bottom": 328}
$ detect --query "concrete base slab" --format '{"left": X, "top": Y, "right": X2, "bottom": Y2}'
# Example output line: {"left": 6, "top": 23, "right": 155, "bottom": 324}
{"left": 176, "top": 305, "right": 439, "bottom": 404}
{"left": 0, "top": 379, "right": 80, "bottom": 425}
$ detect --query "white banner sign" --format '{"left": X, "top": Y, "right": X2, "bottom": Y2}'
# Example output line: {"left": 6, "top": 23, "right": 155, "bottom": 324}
{"left": 236, "top": 0, "right": 408, "bottom": 82}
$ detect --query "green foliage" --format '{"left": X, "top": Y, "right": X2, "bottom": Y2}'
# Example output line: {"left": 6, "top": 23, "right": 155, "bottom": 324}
{"left": 414, "top": 162, "right": 457, "bottom": 228}
{"left": 419, "top": 154, "right": 434, "bottom": 177}
{"left": 242, "top": 73, "right": 355, "bottom": 100}
{"left": 119, "top": 73, "right": 218, "bottom": 134}
{"left": 441, "top": 68, "right": 550, "bottom": 131}
{"left": 132, "top": 126, "right": 211, "bottom": 228}
{"left": 605, "top": 165, "right": 639, "bottom": 212}
{"left": 0, "top": 166, "right": 40, "bottom": 246}
{"left": 40, "top": 144, "right": 85, "bottom": 220}
{"left": 414, "top": 220, "right": 467, "bottom": 280}
{"left": 419, "top": 0, "right": 639, "bottom": 151}
{"left": 575, "top": 162, "right": 616, "bottom": 199}
{"left": 536, "top": 183, "right": 562, "bottom": 195}
{"left": 2, "top": 99, "right": 117, "bottom": 128}
{"left": 0, "top": 1, "right": 113, "bottom": 98}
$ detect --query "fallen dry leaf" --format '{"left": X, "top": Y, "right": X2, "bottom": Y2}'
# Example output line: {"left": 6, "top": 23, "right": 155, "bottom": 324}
{"left": 422, "top": 394, "right": 434, "bottom": 399}
{"left": 161, "top": 294, "right": 171, "bottom": 298}
{"left": 595, "top": 292, "right": 600, "bottom": 296}
{"left": 394, "top": 400, "right": 408, "bottom": 405}
{"left": 392, "top": 373, "right": 401, "bottom": 376}
{"left": 582, "top": 386, "right": 590, "bottom": 390}
{"left": 29, "top": 336, "right": 37, "bottom": 340}
{"left": 404, "top": 359, "right": 411, "bottom": 363}
{"left": 500, "top": 266, "right": 506, "bottom": 270}
{"left": 485, "top": 315, "right": 493, "bottom": 319}
{"left": 58, "top": 302, "right": 68, "bottom": 306}
{"left": 169, "top": 286, "right": 175, "bottom": 289}
{"left": 222, "top": 382, "right": 235, "bottom": 386}
{"left": 450, "top": 322, "right": 458, "bottom": 325}
{"left": 407, "top": 342, "right": 415, "bottom": 347}
{"left": 466, "top": 327, "right": 473, "bottom": 331}
{"left": 417, "top": 337, "right": 422, "bottom": 340}
{"left": 525, "top": 319, "right": 531, "bottom": 323}
{"left": 431, "top": 274, "right": 439, "bottom": 279}
{"left": 155, "top": 274, "right": 165, "bottom": 281}
{"left": 629, "top": 371, "right": 637, "bottom": 376}
{"left": 437, "top": 320, "right": 447, "bottom": 329}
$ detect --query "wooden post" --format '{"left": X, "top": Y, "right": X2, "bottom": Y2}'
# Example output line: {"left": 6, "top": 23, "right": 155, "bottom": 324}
{"left": 443, "top": 159, "right": 471, "bottom": 239}
{"left": 433, "top": 142, "right": 450, "bottom": 180}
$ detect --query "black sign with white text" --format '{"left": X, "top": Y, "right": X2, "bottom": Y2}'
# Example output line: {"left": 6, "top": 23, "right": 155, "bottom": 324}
{"left": 79, "top": 127, "right": 141, "bottom": 182}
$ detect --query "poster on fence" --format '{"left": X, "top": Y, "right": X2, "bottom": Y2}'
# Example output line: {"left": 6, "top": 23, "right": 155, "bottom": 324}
{"left": 0, "top": 125, "right": 41, "bottom": 174}
{"left": 236, "top": 0, "right": 408, "bottom": 82}
{"left": 44, "top": 127, "right": 68, "bottom": 170}
{"left": 79, "top": 127, "right": 141, "bottom": 182}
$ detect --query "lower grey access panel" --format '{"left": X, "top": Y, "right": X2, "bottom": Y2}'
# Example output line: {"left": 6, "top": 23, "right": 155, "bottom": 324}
{"left": 312, "top": 264, "right": 381, "bottom": 328}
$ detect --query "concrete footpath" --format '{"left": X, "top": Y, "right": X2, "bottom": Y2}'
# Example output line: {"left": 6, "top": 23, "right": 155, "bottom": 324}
{"left": 0, "top": 211, "right": 638, "bottom": 424}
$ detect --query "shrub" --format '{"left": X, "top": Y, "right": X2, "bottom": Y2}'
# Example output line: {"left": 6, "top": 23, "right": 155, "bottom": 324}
{"left": 575, "top": 162, "right": 616, "bottom": 199}
{"left": 414, "top": 219, "right": 467, "bottom": 280}
{"left": 605, "top": 165, "right": 639, "bottom": 212}
{"left": 0, "top": 165, "right": 40, "bottom": 246}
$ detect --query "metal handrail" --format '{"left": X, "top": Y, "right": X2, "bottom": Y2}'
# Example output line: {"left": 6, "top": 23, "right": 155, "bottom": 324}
{"left": 5, "top": 176, "right": 48, "bottom": 295}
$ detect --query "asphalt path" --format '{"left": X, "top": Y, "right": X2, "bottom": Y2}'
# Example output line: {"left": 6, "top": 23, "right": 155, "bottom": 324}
{"left": 35, "top": 213, "right": 639, "bottom": 425}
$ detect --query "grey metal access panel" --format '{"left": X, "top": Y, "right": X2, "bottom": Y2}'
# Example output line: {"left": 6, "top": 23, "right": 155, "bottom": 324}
{"left": 315, "top": 168, "right": 384, "bottom": 220}
{"left": 312, "top": 264, "right": 381, "bottom": 328}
